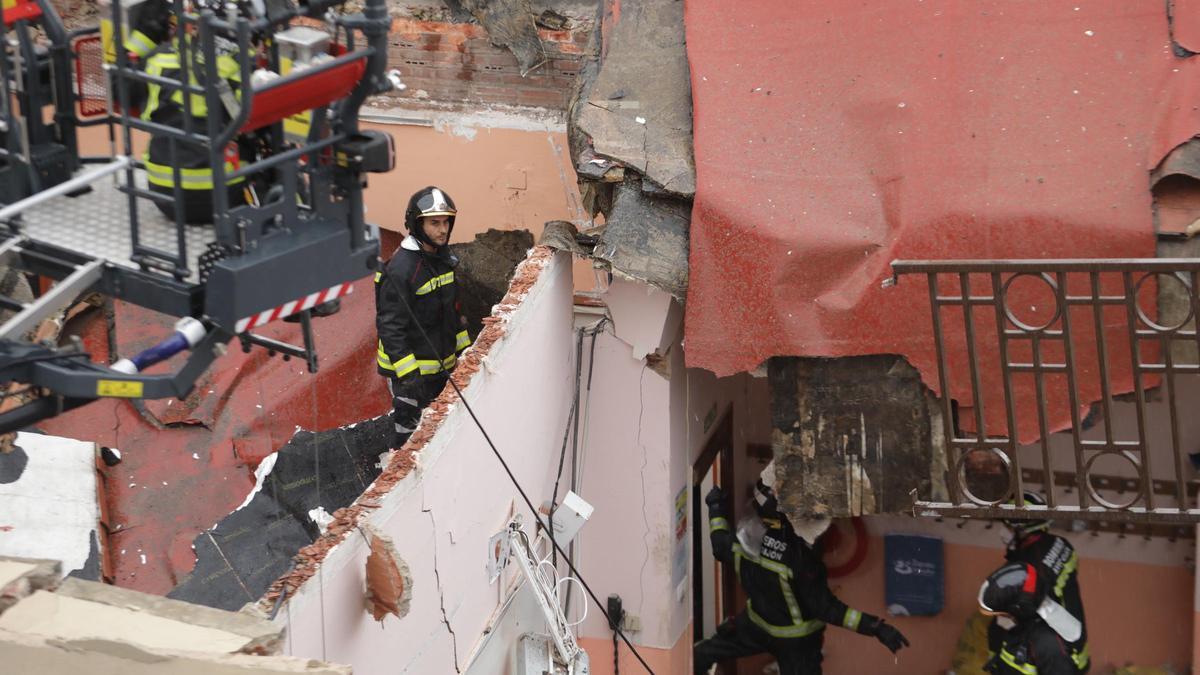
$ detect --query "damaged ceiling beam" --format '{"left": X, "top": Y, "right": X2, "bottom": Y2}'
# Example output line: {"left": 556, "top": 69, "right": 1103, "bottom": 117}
{"left": 769, "top": 355, "right": 948, "bottom": 520}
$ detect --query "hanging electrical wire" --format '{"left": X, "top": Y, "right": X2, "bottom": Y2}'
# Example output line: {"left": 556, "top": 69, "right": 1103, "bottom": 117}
{"left": 395, "top": 292, "right": 656, "bottom": 674}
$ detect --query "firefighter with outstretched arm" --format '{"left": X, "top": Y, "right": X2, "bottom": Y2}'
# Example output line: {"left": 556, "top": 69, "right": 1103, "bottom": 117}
{"left": 695, "top": 463, "right": 909, "bottom": 674}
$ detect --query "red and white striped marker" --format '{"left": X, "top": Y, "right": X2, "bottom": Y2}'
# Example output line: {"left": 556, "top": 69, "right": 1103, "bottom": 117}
{"left": 234, "top": 281, "right": 354, "bottom": 334}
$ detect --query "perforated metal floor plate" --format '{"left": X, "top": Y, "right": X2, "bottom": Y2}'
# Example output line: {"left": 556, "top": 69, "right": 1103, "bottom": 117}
{"left": 19, "top": 170, "right": 215, "bottom": 282}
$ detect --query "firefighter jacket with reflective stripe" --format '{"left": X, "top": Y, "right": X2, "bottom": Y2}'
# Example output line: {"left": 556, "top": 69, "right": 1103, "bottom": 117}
{"left": 708, "top": 513, "right": 877, "bottom": 640}
{"left": 990, "top": 533, "right": 1088, "bottom": 669}
{"left": 988, "top": 622, "right": 1089, "bottom": 675}
{"left": 375, "top": 236, "right": 470, "bottom": 380}
{"left": 138, "top": 44, "right": 244, "bottom": 191}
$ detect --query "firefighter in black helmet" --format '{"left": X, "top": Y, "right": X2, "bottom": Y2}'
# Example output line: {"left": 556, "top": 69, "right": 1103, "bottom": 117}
{"left": 988, "top": 492, "right": 1088, "bottom": 673}
{"left": 694, "top": 462, "right": 909, "bottom": 674}
{"left": 979, "top": 562, "right": 1088, "bottom": 674}
{"left": 374, "top": 187, "right": 471, "bottom": 448}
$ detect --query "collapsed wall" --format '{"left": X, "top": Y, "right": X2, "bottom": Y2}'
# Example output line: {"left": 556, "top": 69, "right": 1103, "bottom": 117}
{"left": 264, "top": 249, "right": 577, "bottom": 674}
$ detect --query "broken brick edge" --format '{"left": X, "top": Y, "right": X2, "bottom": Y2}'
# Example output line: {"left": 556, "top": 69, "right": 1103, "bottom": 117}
{"left": 258, "top": 246, "right": 557, "bottom": 610}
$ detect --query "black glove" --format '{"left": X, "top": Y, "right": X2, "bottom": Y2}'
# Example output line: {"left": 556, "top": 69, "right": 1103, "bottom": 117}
{"left": 872, "top": 620, "right": 909, "bottom": 654}
{"left": 704, "top": 485, "right": 725, "bottom": 508}
{"left": 704, "top": 486, "right": 728, "bottom": 519}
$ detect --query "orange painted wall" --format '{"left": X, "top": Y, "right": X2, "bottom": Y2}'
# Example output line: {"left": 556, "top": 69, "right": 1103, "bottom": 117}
{"left": 360, "top": 119, "right": 596, "bottom": 290}
{"left": 818, "top": 535, "right": 1193, "bottom": 673}
{"left": 362, "top": 120, "right": 582, "bottom": 236}
{"left": 581, "top": 621, "right": 692, "bottom": 675}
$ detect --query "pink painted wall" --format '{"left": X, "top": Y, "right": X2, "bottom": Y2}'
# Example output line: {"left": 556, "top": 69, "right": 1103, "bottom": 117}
{"left": 572, "top": 279, "right": 688, "bottom": 649}
{"left": 277, "top": 252, "right": 577, "bottom": 674}
{"left": 579, "top": 621, "right": 692, "bottom": 675}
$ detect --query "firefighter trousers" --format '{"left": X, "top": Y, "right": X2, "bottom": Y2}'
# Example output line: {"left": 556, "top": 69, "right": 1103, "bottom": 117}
{"left": 694, "top": 613, "right": 824, "bottom": 675}
{"left": 386, "top": 373, "right": 449, "bottom": 448}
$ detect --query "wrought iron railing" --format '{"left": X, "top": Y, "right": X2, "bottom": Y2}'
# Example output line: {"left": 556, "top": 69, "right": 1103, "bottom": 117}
{"left": 892, "top": 259, "right": 1200, "bottom": 524}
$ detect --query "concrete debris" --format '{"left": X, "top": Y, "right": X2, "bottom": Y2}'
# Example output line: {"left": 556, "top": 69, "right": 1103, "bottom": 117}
{"left": 0, "top": 562, "right": 350, "bottom": 673}
{"left": 307, "top": 507, "right": 334, "bottom": 535}
{"left": 451, "top": 228, "right": 536, "bottom": 339}
{"left": 99, "top": 447, "right": 121, "bottom": 467}
{"left": 565, "top": 0, "right": 692, "bottom": 300}
{"left": 364, "top": 528, "right": 410, "bottom": 622}
{"left": 574, "top": 0, "right": 694, "bottom": 197}
{"left": 538, "top": 220, "right": 594, "bottom": 257}
{"left": 0, "top": 557, "right": 61, "bottom": 615}
{"left": 535, "top": 9, "right": 570, "bottom": 31}
{"left": 594, "top": 175, "right": 690, "bottom": 299}
{"left": 0, "top": 434, "right": 104, "bottom": 581}
{"left": 575, "top": 147, "right": 625, "bottom": 182}
{"left": 54, "top": 577, "right": 284, "bottom": 654}
{"left": 444, "top": 0, "right": 547, "bottom": 75}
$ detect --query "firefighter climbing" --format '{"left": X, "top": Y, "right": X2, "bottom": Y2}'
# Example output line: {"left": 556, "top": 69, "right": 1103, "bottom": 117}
{"left": 375, "top": 186, "right": 470, "bottom": 448}
{"left": 696, "top": 462, "right": 909, "bottom": 674}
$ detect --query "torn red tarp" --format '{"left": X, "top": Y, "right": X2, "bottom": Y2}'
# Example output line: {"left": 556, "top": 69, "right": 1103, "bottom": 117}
{"left": 684, "top": 0, "right": 1200, "bottom": 441}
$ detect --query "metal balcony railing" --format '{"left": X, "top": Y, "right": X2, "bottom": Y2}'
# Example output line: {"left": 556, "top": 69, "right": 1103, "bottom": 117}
{"left": 892, "top": 258, "right": 1200, "bottom": 524}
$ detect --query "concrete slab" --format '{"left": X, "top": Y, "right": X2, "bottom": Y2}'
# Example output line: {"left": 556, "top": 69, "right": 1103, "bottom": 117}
{"left": 0, "top": 433, "right": 100, "bottom": 577}
{"left": 0, "top": 590, "right": 255, "bottom": 654}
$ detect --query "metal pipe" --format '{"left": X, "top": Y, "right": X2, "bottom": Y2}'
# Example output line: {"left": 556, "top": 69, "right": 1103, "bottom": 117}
{"left": 0, "top": 156, "right": 133, "bottom": 221}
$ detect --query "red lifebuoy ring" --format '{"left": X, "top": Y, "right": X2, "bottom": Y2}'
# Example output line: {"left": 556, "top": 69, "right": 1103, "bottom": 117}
{"left": 822, "top": 517, "right": 868, "bottom": 578}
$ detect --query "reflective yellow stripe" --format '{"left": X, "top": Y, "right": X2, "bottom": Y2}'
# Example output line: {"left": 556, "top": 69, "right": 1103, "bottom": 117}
{"left": 780, "top": 578, "right": 803, "bottom": 623}
{"left": 143, "top": 48, "right": 240, "bottom": 119}
{"left": 1000, "top": 647, "right": 1038, "bottom": 675}
{"left": 455, "top": 330, "right": 470, "bottom": 351}
{"left": 377, "top": 343, "right": 417, "bottom": 377}
{"left": 1054, "top": 552, "right": 1077, "bottom": 599}
{"left": 144, "top": 158, "right": 244, "bottom": 189}
{"left": 731, "top": 543, "right": 792, "bottom": 579}
{"left": 709, "top": 516, "right": 729, "bottom": 532}
{"left": 124, "top": 30, "right": 156, "bottom": 58}
{"left": 374, "top": 272, "right": 382, "bottom": 283}
{"left": 746, "top": 602, "right": 824, "bottom": 639}
{"left": 415, "top": 353, "right": 457, "bottom": 374}
{"left": 1072, "top": 643, "right": 1089, "bottom": 670}
{"left": 142, "top": 53, "right": 180, "bottom": 119}
{"left": 414, "top": 271, "right": 454, "bottom": 296}
{"left": 843, "top": 608, "right": 862, "bottom": 631}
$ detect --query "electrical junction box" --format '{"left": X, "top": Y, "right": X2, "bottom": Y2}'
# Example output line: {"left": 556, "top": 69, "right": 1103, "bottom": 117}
{"left": 515, "top": 633, "right": 589, "bottom": 675}
{"left": 275, "top": 26, "right": 330, "bottom": 66}
{"left": 550, "top": 491, "right": 593, "bottom": 548}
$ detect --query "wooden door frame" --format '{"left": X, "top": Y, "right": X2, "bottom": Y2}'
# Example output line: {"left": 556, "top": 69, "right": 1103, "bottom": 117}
{"left": 692, "top": 407, "right": 736, "bottom": 644}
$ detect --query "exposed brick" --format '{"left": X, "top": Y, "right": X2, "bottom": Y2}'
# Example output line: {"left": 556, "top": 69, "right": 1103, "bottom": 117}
{"left": 515, "top": 88, "right": 568, "bottom": 108}
{"left": 382, "top": 19, "right": 587, "bottom": 110}
{"left": 538, "top": 28, "right": 575, "bottom": 43}
{"left": 546, "top": 42, "right": 584, "bottom": 56}
{"left": 551, "top": 58, "right": 582, "bottom": 72}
